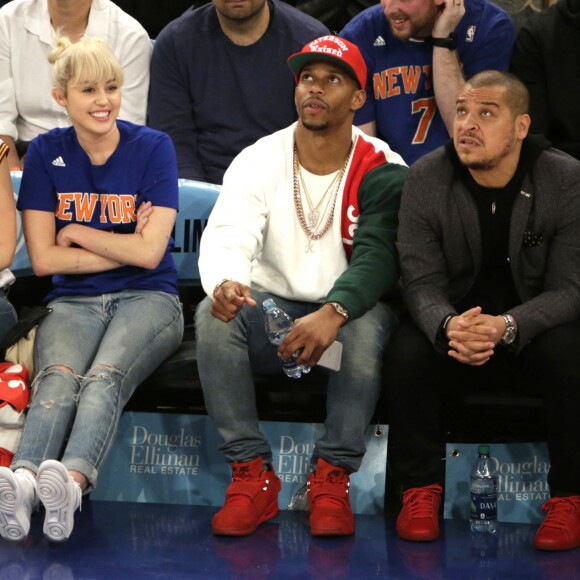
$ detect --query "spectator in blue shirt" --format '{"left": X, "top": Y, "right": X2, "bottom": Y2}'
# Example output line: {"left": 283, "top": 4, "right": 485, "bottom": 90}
{"left": 148, "top": 0, "right": 329, "bottom": 184}
{"left": 341, "top": 0, "right": 515, "bottom": 164}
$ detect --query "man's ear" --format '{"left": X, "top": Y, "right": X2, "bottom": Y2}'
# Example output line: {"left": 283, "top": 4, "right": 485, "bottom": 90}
{"left": 516, "top": 113, "right": 531, "bottom": 141}
{"left": 351, "top": 89, "right": 366, "bottom": 112}
{"left": 351, "top": 88, "right": 366, "bottom": 111}
{"left": 52, "top": 88, "right": 67, "bottom": 108}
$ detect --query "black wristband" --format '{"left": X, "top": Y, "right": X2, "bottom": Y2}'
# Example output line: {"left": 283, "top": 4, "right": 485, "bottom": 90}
{"left": 426, "top": 33, "right": 457, "bottom": 50}
{"left": 435, "top": 312, "right": 457, "bottom": 353}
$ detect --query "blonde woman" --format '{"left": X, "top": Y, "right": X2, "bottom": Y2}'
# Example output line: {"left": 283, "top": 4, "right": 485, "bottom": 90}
{"left": 0, "top": 36, "right": 183, "bottom": 543}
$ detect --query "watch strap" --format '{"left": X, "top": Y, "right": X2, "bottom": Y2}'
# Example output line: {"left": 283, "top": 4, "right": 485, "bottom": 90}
{"left": 426, "top": 33, "right": 457, "bottom": 50}
{"left": 500, "top": 313, "right": 516, "bottom": 345}
{"left": 325, "top": 301, "right": 349, "bottom": 321}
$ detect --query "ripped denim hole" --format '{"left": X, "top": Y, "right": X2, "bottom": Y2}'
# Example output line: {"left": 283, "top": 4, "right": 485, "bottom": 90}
{"left": 31, "top": 367, "right": 82, "bottom": 403}
{"left": 84, "top": 366, "right": 124, "bottom": 391}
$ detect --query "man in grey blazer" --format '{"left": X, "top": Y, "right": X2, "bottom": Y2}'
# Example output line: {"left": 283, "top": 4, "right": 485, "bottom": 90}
{"left": 384, "top": 70, "right": 580, "bottom": 551}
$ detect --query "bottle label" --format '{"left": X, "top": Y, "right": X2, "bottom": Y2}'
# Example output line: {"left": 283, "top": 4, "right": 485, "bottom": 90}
{"left": 470, "top": 492, "right": 497, "bottom": 521}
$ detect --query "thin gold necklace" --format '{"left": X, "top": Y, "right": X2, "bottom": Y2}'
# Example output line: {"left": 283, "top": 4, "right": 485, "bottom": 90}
{"left": 298, "top": 167, "right": 341, "bottom": 229}
{"left": 293, "top": 140, "right": 354, "bottom": 253}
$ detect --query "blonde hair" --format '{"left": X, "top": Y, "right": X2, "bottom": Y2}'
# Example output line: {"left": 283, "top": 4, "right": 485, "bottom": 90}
{"left": 49, "top": 36, "right": 124, "bottom": 94}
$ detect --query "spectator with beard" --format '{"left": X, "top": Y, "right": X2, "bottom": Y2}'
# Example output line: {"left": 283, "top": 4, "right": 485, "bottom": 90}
{"left": 196, "top": 36, "right": 407, "bottom": 537}
{"left": 384, "top": 71, "right": 580, "bottom": 551}
{"left": 340, "top": 0, "right": 514, "bottom": 164}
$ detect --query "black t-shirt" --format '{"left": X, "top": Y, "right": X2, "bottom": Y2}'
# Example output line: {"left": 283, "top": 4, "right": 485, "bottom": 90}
{"left": 434, "top": 135, "right": 550, "bottom": 352}
{"left": 445, "top": 134, "right": 549, "bottom": 315}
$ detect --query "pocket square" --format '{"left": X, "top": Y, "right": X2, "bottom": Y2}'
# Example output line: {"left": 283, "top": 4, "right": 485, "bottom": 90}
{"left": 523, "top": 231, "right": 543, "bottom": 247}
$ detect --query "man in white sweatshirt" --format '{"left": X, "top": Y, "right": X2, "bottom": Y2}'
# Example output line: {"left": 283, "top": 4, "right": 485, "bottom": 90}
{"left": 196, "top": 35, "right": 408, "bottom": 538}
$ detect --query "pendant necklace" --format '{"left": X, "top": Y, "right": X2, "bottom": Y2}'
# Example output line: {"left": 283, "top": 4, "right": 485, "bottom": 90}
{"left": 293, "top": 140, "right": 354, "bottom": 253}
{"left": 298, "top": 168, "right": 341, "bottom": 230}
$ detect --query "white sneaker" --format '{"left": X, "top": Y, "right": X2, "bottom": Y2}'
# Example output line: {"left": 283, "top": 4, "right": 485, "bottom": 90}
{"left": 0, "top": 467, "right": 36, "bottom": 541}
{"left": 36, "top": 460, "right": 82, "bottom": 542}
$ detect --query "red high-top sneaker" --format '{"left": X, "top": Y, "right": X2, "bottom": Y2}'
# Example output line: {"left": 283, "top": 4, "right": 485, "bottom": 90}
{"left": 212, "top": 457, "right": 281, "bottom": 536}
{"left": 307, "top": 458, "right": 354, "bottom": 536}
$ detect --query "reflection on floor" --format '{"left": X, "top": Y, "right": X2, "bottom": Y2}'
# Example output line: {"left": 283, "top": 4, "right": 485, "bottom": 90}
{"left": 0, "top": 499, "right": 578, "bottom": 579}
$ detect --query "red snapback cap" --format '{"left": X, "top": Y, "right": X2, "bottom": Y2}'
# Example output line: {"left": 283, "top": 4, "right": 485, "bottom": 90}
{"left": 287, "top": 35, "right": 367, "bottom": 90}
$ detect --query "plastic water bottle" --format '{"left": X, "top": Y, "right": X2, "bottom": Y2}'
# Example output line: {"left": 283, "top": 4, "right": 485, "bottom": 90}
{"left": 470, "top": 445, "right": 498, "bottom": 533}
{"left": 263, "top": 298, "right": 310, "bottom": 379}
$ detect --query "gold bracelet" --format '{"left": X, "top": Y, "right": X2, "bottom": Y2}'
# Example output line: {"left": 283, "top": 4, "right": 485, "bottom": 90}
{"left": 213, "top": 278, "right": 231, "bottom": 297}
{"left": 324, "top": 301, "right": 349, "bottom": 320}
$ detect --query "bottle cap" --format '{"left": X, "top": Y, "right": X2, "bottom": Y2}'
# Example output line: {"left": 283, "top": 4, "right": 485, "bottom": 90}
{"left": 263, "top": 298, "right": 276, "bottom": 311}
{"left": 478, "top": 445, "right": 490, "bottom": 455}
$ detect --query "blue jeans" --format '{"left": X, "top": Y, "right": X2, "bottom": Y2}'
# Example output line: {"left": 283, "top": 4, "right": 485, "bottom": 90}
{"left": 13, "top": 290, "right": 184, "bottom": 490}
{"left": 0, "top": 291, "right": 17, "bottom": 345}
{"left": 195, "top": 290, "right": 398, "bottom": 472}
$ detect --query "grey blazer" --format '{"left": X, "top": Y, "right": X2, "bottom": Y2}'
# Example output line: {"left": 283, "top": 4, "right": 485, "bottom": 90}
{"left": 397, "top": 145, "right": 580, "bottom": 350}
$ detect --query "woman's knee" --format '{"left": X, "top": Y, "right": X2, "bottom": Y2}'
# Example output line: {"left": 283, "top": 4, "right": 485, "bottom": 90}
{"left": 32, "top": 366, "right": 81, "bottom": 406}
{"left": 78, "top": 364, "right": 123, "bottom": 401}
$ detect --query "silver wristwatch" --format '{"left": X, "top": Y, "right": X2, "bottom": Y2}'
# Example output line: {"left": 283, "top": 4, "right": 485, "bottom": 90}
{"left": 325, "top": 301, "right": 349, "bottom": 321}
{"left": 500, "top": 314, "right": 517, "bottom": 345}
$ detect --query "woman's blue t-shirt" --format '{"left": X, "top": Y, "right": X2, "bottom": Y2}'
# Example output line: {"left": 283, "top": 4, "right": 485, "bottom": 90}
{"left": 17, "top": 120, "right": 179, "bottom": 301}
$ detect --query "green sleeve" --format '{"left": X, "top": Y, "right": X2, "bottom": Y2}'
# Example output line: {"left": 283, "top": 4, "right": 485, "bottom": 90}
{"left": 326, "top": 162, "right": 408, "bottom": 319}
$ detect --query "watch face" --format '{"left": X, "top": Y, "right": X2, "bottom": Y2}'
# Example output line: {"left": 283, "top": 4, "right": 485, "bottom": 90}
{"left": 501, "top": 315, "right": 516, "bottom": 345}
{"left": 503, "top": 329, "right": 516, "bottom": 345}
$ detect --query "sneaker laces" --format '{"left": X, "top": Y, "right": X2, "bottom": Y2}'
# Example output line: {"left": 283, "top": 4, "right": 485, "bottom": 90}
{"left": 540, "top": 497, "right": 580, "bottom": 531}
{"left": 231, "top": 467, "right": 252, "bottom": 483}
{"left": 309, "top": 469, "right": 350, "bottom": 509}
{"left": 401, "top": 485, "right": 443, "bottom": 517}
{"left": 226, "top": 465, "right": 272, "bottom": 506}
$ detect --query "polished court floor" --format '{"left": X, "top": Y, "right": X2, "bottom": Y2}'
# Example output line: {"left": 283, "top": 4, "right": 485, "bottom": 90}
{"left": 0, "top": 499, "right": 578, "bottom": 579}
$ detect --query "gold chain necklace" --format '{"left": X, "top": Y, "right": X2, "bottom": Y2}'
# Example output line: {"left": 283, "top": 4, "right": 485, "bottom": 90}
{"left": 298, "top": 167, "right": 341, "bottom": 229}
{"left": 293, "top": 141, "right": 354, "bottom": 253}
